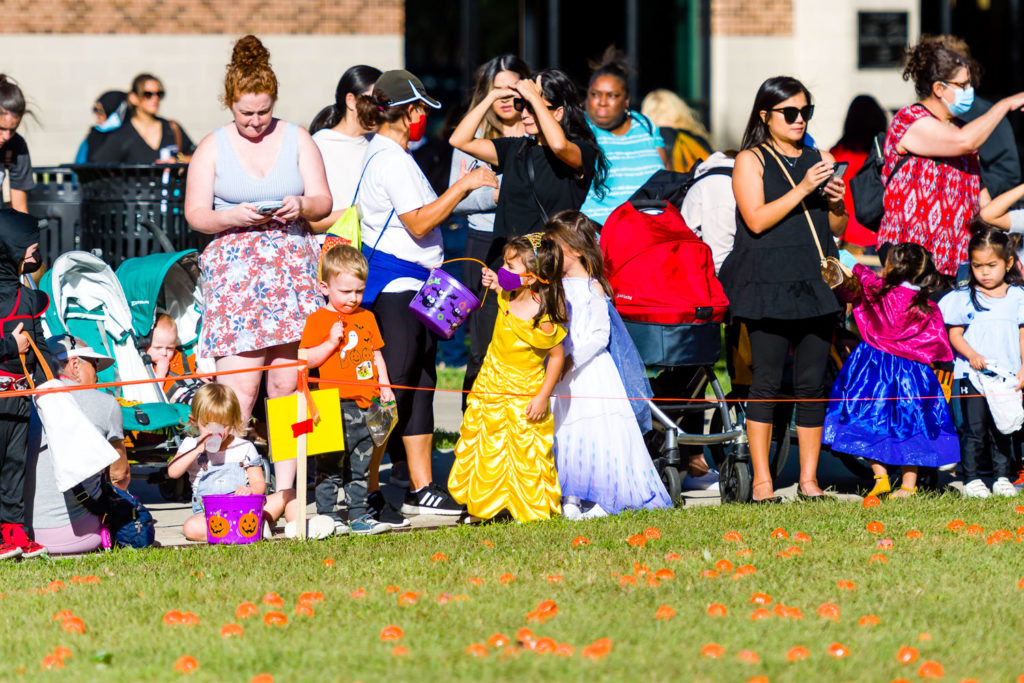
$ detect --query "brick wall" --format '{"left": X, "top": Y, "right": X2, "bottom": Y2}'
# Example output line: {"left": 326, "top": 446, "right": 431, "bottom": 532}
{"left": 711, "top": 0, "right": 793, "bottom": 36}
{"left": 0, "top": 0, "right": 403, "bottom": 35}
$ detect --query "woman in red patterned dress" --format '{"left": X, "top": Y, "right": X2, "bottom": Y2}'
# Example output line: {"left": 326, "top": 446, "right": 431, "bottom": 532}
{"left": 878, "top": 40, "right": 1024, "bottom": 277}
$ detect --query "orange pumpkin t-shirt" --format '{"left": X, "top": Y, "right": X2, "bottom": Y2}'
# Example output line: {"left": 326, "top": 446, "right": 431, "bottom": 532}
{"left": 300, "top": 307, "right": 385, "bottom": 408}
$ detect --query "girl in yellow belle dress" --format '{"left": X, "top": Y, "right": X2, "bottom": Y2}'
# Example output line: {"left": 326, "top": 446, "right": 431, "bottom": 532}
{"left": 448, "top": 233, "right": 568, "bottom": 522}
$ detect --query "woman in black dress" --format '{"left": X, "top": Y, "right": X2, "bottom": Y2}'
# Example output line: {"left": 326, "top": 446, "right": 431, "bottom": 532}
{"left": 719, "top": 76, "right": 848, "bottom": 502}
{"left": 93, "top": 73, "right": 194, "bottom": 164}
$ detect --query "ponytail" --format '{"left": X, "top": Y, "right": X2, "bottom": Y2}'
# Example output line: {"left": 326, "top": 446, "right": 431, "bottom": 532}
{"left": 356, "top": 90, "right": 415, "bottom": 131}
{"left": 310, "top": 65, "right": 382, "bottom": 134}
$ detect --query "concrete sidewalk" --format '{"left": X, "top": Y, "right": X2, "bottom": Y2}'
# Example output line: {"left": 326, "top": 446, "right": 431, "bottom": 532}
{"left": 135, "top": 387, "right": 880, "bottom": 548}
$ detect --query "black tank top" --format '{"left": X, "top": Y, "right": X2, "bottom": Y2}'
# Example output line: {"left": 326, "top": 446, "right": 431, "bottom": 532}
{"left": 719, "top": 145, "right": 840, "bottom": 321}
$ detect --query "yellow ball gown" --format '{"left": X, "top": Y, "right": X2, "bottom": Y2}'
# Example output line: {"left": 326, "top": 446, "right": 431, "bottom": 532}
{"left": 448, "top": 291, "right": 566, "bottom": 522}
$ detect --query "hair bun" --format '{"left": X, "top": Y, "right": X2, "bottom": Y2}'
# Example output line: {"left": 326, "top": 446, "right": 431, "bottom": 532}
{"left": 230, "top": 35, "right": 271, "bottom": 70}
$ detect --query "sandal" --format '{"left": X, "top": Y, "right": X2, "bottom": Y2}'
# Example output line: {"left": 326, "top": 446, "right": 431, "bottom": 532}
{"left": 866, "top": 474, "right": 891, "bottom": 498}
{"left": 889, "top": 485, "right": 916, "bottom": 499}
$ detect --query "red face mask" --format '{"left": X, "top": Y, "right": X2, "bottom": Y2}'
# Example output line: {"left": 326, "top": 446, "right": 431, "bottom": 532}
{"left": 408, "top": 111, "right": 427, "bottom": 142}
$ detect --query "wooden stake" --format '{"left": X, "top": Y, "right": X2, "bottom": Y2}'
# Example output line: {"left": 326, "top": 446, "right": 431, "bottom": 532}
{"left": 295, "top": 350, "right": 308, "bottom": 540}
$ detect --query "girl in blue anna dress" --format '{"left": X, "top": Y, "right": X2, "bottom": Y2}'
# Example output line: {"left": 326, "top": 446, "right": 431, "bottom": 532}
{"left": 824, "top": 243, "right": 959, "bottom": 497}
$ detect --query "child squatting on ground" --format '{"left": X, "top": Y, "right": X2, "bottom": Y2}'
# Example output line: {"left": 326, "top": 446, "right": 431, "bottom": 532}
{"left": 939, "top": 227, "right": 1024, "bottom": 498}
{"left": 301, "top": 245, "right": 404, "bottom": 536}
{"left": 448, "top": 232, "right": 568, "bottom": 523}
{"left": 545, "top": 211, "right": 672, "bottom": 518}
{"left": 169, "top": 383, "right": 285, "bottom": 541}
{"left": 823, "top": 243, "right": 959, "bottom": 497}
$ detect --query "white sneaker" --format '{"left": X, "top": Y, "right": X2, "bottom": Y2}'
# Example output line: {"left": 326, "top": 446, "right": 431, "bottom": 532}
{"left": 562, "top": 502, "right": 583, "bottom": 521}
{"left": 992, "top": 477, "right": 1018, "bottom": 497}
{"left": 262, "top": 521, "right": 273, "bottom": 540}
{"left": 963, "top": 479, "right": 992, "bottom": 499}
{"left": 284, "top": 515, "right": 336, "bottom": 540}
{"left": 581, "top": 502, "right": 609, "bottom": 519}
{"left": 332, "top": 519, "right": 351, "bottom": 535}
{"left": 682, "top": 469, "right": 720, "bottom": 491}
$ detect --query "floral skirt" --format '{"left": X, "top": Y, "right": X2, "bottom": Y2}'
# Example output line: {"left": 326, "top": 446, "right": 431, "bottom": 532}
{"left": 199, "top": 221, "right": 322, "bottom": 358}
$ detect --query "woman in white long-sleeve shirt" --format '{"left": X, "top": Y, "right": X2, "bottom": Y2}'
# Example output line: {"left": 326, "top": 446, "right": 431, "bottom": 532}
{"left": 449, "top": 54, "right": 531, "bottom": 400}
{"left": 680, "top": 151, "right": 738, "bottom": 274}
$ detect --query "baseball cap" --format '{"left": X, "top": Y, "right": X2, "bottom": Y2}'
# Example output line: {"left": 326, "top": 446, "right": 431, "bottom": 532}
{"left": 47, "top": 335, "right": 115, "bottom": 373}
{"left": 374, "top": 70, "right": 441, "bottom": 110}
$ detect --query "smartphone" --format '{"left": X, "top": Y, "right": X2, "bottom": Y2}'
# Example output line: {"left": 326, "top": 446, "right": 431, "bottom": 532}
{"left": 819, "top": 161, "right": 849, "bottom": 196}
{"left": 255, "top": 201, "right": 283, "bottom": 216}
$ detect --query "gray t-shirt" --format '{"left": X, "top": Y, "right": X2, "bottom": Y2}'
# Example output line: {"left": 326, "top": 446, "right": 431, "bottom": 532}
{"left": 25, "top": 381, "right": 124, "bottom": 529}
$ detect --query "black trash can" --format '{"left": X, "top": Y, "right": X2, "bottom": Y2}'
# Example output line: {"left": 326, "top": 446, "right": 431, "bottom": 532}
{"left": 26, "top": 166, "right": 81, "bottom": 267}
{"left": 70, "top": 164, "right": 207, "bottom": 268}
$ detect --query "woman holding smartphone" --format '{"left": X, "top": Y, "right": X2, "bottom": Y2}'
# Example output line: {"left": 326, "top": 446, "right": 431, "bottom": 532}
{"left": 719, "top": 76, "right": 847, "bottom": 503}
{"left": 184, "top": 35, "right": 331, "bottom": 504}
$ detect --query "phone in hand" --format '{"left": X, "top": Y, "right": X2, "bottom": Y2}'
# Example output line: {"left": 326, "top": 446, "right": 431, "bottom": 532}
{"left": 819, "top": 161, "right": 849, "bottom": 196}
{"left": 255, "top": 201, "right": 283, "bottom": 216}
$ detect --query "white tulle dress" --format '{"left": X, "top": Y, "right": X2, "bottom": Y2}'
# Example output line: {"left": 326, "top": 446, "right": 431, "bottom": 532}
{"left": 552, "top": 278, "right": 672, "bottom": 514}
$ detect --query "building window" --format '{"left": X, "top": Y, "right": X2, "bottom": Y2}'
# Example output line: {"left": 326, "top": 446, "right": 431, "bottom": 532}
{"left": 858, "top": 11, "right": 909, "bottom": 69}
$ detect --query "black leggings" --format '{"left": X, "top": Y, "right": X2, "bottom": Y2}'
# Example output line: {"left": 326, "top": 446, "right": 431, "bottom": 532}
{"left": 0, "top": 396, "right": 31, "bottom": 525}
{"left": 744, "top": 316, "right": 834, "bottom": 428}
{"left": 373, "top": 291, "right": 437, "bottom": 442}
{"left": 461, "top": 230, "right": 504, "bottom": 407}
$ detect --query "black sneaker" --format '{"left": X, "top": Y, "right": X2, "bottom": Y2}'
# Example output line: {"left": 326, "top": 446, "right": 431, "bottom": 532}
{"left": 368, "top": 491, "right": 411, "bottom": 529}
{"left": 400, "top": 482, "right": 465, "bottom": 516}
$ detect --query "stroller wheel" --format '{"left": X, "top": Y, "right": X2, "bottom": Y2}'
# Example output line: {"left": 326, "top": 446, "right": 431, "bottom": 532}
{"left": 719, "top": 445, "right": 752, "bottom": 504}
{"left": 158, "top": 476, "right": 189, "bottom": 503}
{"left": 660, "top": 464, "right": 683, "bottom": 505}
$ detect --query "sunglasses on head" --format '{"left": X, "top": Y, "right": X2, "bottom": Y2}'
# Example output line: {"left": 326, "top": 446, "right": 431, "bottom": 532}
{"left": 140, "top": 90, "right": 165, "bottom": 100}
{"left": 513, "top": 98, "right": 556, "bottom": 113}
{"left": 771, "top": 105, "right": 814, "bottom": 124}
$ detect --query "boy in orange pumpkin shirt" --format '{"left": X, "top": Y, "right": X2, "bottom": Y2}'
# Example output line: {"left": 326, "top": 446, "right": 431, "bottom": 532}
{"left": 301, "top": 246, "right": 406, "bottom": 535}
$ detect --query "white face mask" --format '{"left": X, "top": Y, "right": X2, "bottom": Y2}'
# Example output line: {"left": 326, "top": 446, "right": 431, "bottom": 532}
{"left": 204, "top": 423, "right": 226, "bottom": 453}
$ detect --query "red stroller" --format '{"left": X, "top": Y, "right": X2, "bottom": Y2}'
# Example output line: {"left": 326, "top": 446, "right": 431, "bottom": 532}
{"left": 602, "top": 199, "right": 749, "bottom": 503}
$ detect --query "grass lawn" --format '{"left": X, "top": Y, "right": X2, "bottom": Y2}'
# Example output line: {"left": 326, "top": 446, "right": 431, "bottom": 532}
{"left": 5, "top": 494, "right": 1024, "bottom": 682}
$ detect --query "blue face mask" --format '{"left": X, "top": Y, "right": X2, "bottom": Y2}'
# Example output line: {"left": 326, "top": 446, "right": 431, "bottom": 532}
{"left": 944, "top": 84, "right": 974, "bottom": 117}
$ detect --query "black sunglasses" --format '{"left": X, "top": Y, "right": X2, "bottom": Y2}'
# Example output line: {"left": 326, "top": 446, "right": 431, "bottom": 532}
{"left": 140, "top": 90, "right": 166, "bottom": 100}
{"left": 771, "top": 105, "right": 814, "bottom": 124}
{"left": 513, "top": 97, "right": 556, "bottom": 113}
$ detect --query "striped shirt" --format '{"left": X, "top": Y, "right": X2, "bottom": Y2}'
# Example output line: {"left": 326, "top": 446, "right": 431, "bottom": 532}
{"left": 580, "top": 112, "right": 665, "bottom": 224}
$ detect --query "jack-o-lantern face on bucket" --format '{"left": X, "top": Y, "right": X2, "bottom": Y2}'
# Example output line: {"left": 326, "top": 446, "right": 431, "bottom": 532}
{"left": 237, "top": 512, "right": 260, "bottom": 538}
{"left": 207, "top": 514, "right": 230, "bottom": 538}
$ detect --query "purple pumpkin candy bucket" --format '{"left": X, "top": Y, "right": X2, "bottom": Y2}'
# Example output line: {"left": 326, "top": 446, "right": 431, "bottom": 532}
{"left": 203, "top": 494, "right": 266, "bottom": 545}
{"left": 408, "top": 268, "right": 481, "bottom": 339}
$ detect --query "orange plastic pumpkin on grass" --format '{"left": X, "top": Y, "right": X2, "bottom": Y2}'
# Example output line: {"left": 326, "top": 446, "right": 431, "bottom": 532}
{"left": 294, "top": 603, "right": 314, "bottom": 617}
{"left": 750, "top": 607, "right": 772, "bottom": 621}
{"left": 906, "top": 529, "right": 923, "bottom": 539}
{"left": 700, "top": 642, "right": 725, "bottom": 659}
{"left": 866, "top": 521, "right": 884, "bottom": 533}
{"left": 654, "top": 605, "right": 676, "bottom": 620}
{"left": 715, "top": 559, "right": 734, "bottom": 573}
{"left": 546, "top": 574, "right": 563, "bottom": 583}
{"left": 896, "top": 646, "right": 919, "bottom": 664}
{"left": 39, "top": 654, "right": 64, "bottom": 670}
{"left": 947, "top": 519, "right": 965, "bottom": 531}
{"left": 172, "top": 655, "right": 199, "bottom": 674}
{"left": 862, "top": 495, "right": 881, "bottom": 507}
{"left": 643, "top": 527, "right": 662, "bottom": 540}
{"left": 263, "top": 611, "right": 287, "bottom": 627}
{"left": 770, "top": 527, "right": 789, "bottom": 539}
{"left": 572, "top": 536, "right": 590, "bottom": 547}
{"left": 487, "top": 633, "right": 509, "bottom": 648}
{"left": 837, "top": 580, "right": 856, "bottom": 591}
{"left": 235, "top": 602, "right": 258, "bottom": 619}
{"left": 816, "top": 603, "right": 840, "bottom": 621}
{"left": 723, "top": 530, "right": 743, "bottom": 542}
{"left": 220, "top": 623, "right": 244, "bottom": 638}
{"left": 918, "top": 661, "right": 944, "bottom": 678}
{"left": 750, "top": 592, "right": 772, "bottom": 605}
{"left": 858, "top": 614, "right": 881, "bottom": 627}
{"left": 262, "top": 593, "right": 284, "bottom": 608}
{"left": 786, "top": 645, "right": 810, "bottom": 662}
{"left": 391, "top": 646, "right": 409, "bottom": 657}
{"left": 398, "top": 591, "right": 420, "bottom": 606}
{"left": 465, "top": 643, "right": 488, "bottom": 657}
{"left": 298, "top": 591, "right": 324, "bottom": 605}
{"left": 250, "top": 675, "right": 274, "bottom": 683}
{"left": 431, "top": 552, "right": 448, "bottom": 562}
{"left": 827, "top": 642, "right": 850, "bottom": 658}
{"left": 581, "top": 638, "right": 612, "bottom": 660}
{"left": 627, "top": 534, "right": 647, "bottom": 547}
{"left": 664, "top": 552, "right": 681, "bottom": 562}
{"left": 498, "top": 573, "right": 516, "bottom": 585}
{"left": 706, "top": 603, "right": 728, "bottom": 617}
{"left": 61, "top": 617, "right": 86, "bottom": 634}
{"left": 350, "top": 589, "right": 367, "bottom": 599}
{"left": 736, "top": 649, "right": 760, "bottom": 663}
{"left": 380, "top": 625, "right": 403, "bottom": 641}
